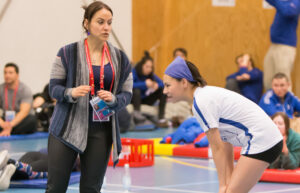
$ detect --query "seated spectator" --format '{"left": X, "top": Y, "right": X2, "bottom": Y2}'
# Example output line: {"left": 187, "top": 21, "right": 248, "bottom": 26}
{"left": 259, "top": 72, "right": 300, "bottom": 118}
{"left": 0, "top": 149, "right": 80, "bottom": 191}
{"left": 269, "top": 112, "right": 300, "bottom": 169}
{"left": 173, "top": 47, "right": 187, "bottom": 60}
{"left": 33, "top": 84, "right": 55, "bottom": 131}
{"left": 33, "top": 84, "right": 55, "bottom": 109}
{"left": 132, "top": 51, "right": 167, "bottom": 125}
{"left": 226, "top": 54, "right": 263, "bottom": 103}
{"left": 0, "top": 63, "right": 37, "bottom": 136}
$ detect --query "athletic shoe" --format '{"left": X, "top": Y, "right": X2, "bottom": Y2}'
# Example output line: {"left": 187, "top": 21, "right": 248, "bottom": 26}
{"left": 0, "top": 150, "right": 9, "bottom": 170}
{"left": 0, "top": 164, "right": 16, "bottom": 191}
{"left": 157, "top": 119, "right": 170, "bottom": 128}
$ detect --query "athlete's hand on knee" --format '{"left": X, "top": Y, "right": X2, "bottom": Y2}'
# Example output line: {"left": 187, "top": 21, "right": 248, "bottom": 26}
{"left": 71, "top": 85, "right": 91, "bottom": 98}
{"left": 97, "top": 90, "right": 113, "bottom": 102}
{"left": 218, "top": 186, "right": 227, "bottom": 193}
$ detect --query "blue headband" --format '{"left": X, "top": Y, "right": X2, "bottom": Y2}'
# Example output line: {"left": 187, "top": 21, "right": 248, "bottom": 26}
{"left": 165, "top": 56, "right": 195, "bottom": 82}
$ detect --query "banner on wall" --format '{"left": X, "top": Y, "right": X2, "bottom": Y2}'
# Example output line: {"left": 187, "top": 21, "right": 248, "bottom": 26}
{"left": 212, "top": 0, "right": 235, "bottom": 7}
{"left": 263, "top": 0, "right": 273, "bottom": 9}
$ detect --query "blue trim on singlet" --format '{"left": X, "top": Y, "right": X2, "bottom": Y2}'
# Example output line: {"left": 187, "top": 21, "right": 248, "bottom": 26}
{"left": 193, "top": 98, "right": 210, "bottom": 129}
{"left": 219, "top": 118, "right": 253, "bottom": 155}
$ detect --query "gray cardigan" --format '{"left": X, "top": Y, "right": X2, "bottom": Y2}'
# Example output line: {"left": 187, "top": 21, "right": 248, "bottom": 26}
{"left": 49, "top": 39, "right": 133, "bottom": 165}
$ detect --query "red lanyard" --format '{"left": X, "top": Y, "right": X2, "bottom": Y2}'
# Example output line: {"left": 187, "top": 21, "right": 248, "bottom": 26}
{"left": 84, "top": 39, "right": 115, "bottom": 96}
{"left": 5, "top": 82, "right": 18, "bottom": 110}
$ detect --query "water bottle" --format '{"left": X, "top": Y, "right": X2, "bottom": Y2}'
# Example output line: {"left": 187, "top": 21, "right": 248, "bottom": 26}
{"left": 122, "top": 163, "right": 131, "bottom": 193}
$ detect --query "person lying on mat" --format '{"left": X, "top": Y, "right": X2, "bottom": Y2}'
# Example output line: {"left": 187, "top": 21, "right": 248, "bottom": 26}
{"left": 163, "top": 56, "right": 283, "bottom": 193}
{"left": 0, "top": 149, "right": 80, "bottom": 191}
{"left": 269, "top": 112, "right": 300, "bottom": 169}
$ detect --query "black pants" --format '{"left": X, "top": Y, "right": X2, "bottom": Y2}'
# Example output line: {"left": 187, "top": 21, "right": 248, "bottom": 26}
{"left": 11, "top": 151, "right": 48, "bottom": 180}
{"left": 0, "top": 114, "right": 37, "bottom": 134}
{"left": 132, "top": 88, "right": 167, "bottom": 119}
{"left": 225, "top": 78, "right": 241, "bottom": 94}
{"left": 19, "top": 151, "right": 48, "bottom": 171}
{"left": 46, "top": 122, "right": 113, "bottom": 193}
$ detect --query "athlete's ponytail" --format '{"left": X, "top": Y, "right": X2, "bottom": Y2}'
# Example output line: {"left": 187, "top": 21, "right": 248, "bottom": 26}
{"left": 185, "top": 61, "right": 207, "bottom": 87}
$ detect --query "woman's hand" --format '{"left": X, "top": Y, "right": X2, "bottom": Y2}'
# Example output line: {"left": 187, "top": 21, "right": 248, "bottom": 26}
{"left": 152, "top": 82, "right": 159, "bottom": 91}
{"left": 145, "top": 79, "right": 154, "bottom": 88}
{"left": 282, "top": 135, "right": 289, "bottom": 155}
{"left": 97, "top": 90, "right": 113, "bottom": 102}
{"left": 71, "top": 85, "right": 91, "bottom": 98}
{"left": 33, "top": 96, "right": 45, "bottom": 109}
{"left": 240, "top": 73, "right": 250, "bottom": 81}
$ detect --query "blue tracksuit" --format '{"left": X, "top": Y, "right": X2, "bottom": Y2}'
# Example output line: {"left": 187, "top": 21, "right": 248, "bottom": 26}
{"left": 226, "top": 67, "right": 263, "bottom": 104}
{"left": 132, "top": 68, "right": 164, "bottom": 99}
{"left": 259, "top": 89, "right": 300, "bottom": 118}
{"left": 267, "top": 0, "right": 300, "bottom": 47}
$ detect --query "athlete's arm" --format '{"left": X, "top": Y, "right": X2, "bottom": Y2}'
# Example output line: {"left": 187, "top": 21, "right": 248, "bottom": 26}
{"left": 206, "top": 128, "right": 234, "bottom": 193}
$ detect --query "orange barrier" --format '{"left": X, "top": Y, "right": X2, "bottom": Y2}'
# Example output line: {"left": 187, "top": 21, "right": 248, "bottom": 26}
{"left": 260, "top": 168, "right": 300, "bottom": 184}
{"left": 108, "top": 138, "right": 154, "bottom": 167}
{"left": 173, "top": 145, "right": 242, "bottom": 160}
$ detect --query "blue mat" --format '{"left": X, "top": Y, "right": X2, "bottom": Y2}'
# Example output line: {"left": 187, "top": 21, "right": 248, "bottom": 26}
{"left": 10, "top": 172, "right": 80, "bottom": 189}
{"left": 0, "top": 132, "right": 49, "bottom": 141}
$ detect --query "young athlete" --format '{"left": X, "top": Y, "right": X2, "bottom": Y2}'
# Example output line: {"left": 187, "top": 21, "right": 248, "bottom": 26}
{"left": 163, "top": 56, "right": 283, "bottom": 193}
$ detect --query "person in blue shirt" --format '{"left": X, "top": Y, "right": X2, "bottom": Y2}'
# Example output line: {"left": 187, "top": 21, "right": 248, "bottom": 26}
{"left": 264, "top": 0, "right": 300, "bottom": 90}
{"left": 132, "top": 51, "right": 167, "bottom": 123}
{"left": 226, "top": 54, "right": 263, "bottom": 104}
{"left": 259, "top": 72, "right": 300, "bottom": 118}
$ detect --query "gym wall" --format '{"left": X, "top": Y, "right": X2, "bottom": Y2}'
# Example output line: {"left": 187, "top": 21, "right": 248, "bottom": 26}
{"left": 132, "top": 0, "right": 300, "bottom": 96}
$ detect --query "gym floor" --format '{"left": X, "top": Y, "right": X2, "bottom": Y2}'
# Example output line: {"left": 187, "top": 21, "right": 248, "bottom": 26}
{"left": 1, "top": 128, "right": 300, "bottom": 193}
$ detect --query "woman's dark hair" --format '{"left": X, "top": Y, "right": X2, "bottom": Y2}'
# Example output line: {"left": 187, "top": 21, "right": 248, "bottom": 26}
{"left": 135, "top": 51, "right": 154, "bottom": 78}
{"left": 185, "top": 60, "right": 207, "bottom": 87}
{"left": 173, "top": 48, "right": 187, "bottom": 58}
{"left": 5, "top": 63, "right": 19, "bottom": 74}
{"left": 82, "top": 1, "right": 113, "bottom": 33}
{"left": 271, "top": 112, "right": 290, "bottom": 137}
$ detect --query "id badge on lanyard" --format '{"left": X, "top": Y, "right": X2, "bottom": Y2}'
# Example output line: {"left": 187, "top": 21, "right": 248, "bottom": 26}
{"left": 85, "top": 39, "right": 115, "bottom": 122}
{"left": 4, "top": 83, "right": 18, "bottom": 122}
{"left": 90, "top": 97, "right": 114, "bottom": 122}
{"left": 5, "top": 111, "right": 16, "bottom": 122}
